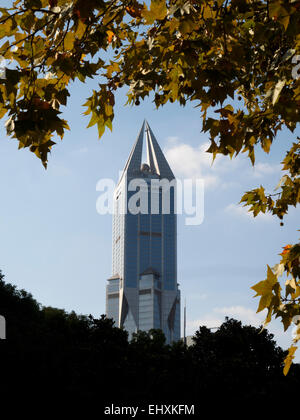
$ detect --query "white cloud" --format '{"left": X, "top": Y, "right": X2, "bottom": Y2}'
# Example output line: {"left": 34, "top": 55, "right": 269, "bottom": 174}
{"left": 164, "top": 141, "right": 220, "bottom": 189}
{"left": 219, "top": 181, "right": 241, "bottom": 190}
{"left": 166, "top": 136, "right": 180, "bottom": 145}
{"left": 214, "top": 305, "right": 265, "bottom": 327}
{"left": 164, "top": 137, "right": 283, "bottom": 192}
{"left": 186, "top": 306, "right": 296, "bottom": 357}
{"left": 186, "top": 305, "right": 266, "bottom": 335}
{"left": 164, "top": 142, "right": 211, "bottom": 176}
{"left": 225, "top": 203, "right": 274, "bottom": 222}
{"left": 250, "top": 162, "right": 281, "bottom": 178}
{"left": 187, "top": 317, "right": 222, "bottom": 332}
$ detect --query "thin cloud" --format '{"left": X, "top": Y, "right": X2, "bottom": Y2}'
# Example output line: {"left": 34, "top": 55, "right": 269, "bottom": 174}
{"left": 225, "top": 203, "right": 274, "bottom": 222}
{"left": 186, "top": 305, "right": 266, "bottom": 335}
{"left": 250, "top": 162, "right": 281, "bottom": 178}
{"left": 214, "top": 305, "right": 265, "bottom": 327}
{"left": 164, "top": 141, "right": 219, "bottom": 188}
{"left": 164, "top": 138, "right": 279, "bottom": 191}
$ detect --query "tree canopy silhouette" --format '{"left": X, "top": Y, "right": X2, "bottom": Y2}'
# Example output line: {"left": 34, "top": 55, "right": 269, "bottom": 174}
{"left": 1, "top": 269, "right": 300, "bottom": 413}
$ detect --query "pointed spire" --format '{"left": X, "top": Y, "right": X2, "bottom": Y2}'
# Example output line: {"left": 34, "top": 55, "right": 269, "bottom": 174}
{"left": 145, "top": 124, "right": 156, "bottom": 173}
{"left": 118, "top": 120, "right": 175, "bottom": 185}
{"left": 145, "top": 121, "right": 175, "bottom": 180}
{"left": 118, "top": 120, "right": 145, "bottom": 185}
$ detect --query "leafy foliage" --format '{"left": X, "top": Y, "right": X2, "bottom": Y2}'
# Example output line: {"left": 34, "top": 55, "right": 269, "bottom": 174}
{"left": 0, "top": 0, "right": 298, "bottom": 166}
{"left": 0, "top": 0, "right": 299, "bottom": 371}
{"left": 251, "top": 241, "right": 300, "bottom": 374}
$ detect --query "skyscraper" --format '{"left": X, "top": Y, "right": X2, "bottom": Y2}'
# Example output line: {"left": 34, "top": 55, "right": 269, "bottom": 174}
{"left": 106, "top": 121, "right": 180, "bottom": 343}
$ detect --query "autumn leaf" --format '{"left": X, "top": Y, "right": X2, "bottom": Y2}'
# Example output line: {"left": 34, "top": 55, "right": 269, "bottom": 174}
{"left": 281, "top": 244, "right": 292, "bottom": 256}
{"left": 283, "top": 345, "right": 298, "bottom": 376}
{"left": 106, "top": 30, "right": 114, "bottom": 43}
{"left": 126, "top": 3, "right": 143, "bottom": 18}
{"left": 142, "top": 0, "right": 167, "bottom": 24}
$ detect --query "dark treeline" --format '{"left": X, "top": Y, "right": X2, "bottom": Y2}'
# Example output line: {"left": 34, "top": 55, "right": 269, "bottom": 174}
{"left": 0, "top": 269, "right": 299, "bottom": 415}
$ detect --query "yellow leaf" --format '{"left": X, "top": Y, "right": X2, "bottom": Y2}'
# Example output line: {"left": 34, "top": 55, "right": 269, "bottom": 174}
{"left": 252, "top": 266, "right": 278, "bottom": 314}
{"left": 264, "top": 306, "right": 273, "bottom": 326}
{"left": 251, "top": 280, "right": 272, "bottom": 297}
{"left": 104, "top": 103, "right": 113, "bottom": 116}
{"left": 106, "top": 61, "right": 120, "bottom": 78}
{"left": 142, "top": 0, "right": 167, "bottom": 24}
{"left": 75, "top": 20, "right": 86, "bottom": 39}
{"left": 257, "top": 293, "right": 273, "bottom": 313}
{"left": 64, "top": 31, "right": 75, "bottom": 50}
{"left": 0, "top": 107, "right": 7, "bottom": 118}
{"left": 203, "top": 4, "right": 216, "bottom": 19}
{"left": 285, "top": 277, "right": 297, "bottom": 297}
{"left": 266, "top": 265, "right": 278, "bottom": 286}
{"left": 283, "top": 345, "right": 298, "bottom": 376}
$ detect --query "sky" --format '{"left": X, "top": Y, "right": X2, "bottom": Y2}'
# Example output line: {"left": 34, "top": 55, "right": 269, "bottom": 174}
{"left": 0, "top": 2, "right": 299, "bottom": 360}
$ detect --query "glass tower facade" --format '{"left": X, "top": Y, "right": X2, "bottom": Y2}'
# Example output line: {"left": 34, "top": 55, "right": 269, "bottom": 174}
{"left": 106, "top": 121, "right": 180, "bottom": 343}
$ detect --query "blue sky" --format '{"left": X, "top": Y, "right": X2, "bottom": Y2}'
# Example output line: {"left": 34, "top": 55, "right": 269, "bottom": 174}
{"left": 1, "top": 75, "right": 299, "bottom": 359}
{"left": 0, "top": 1, "right": 299, "bottom": 359}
